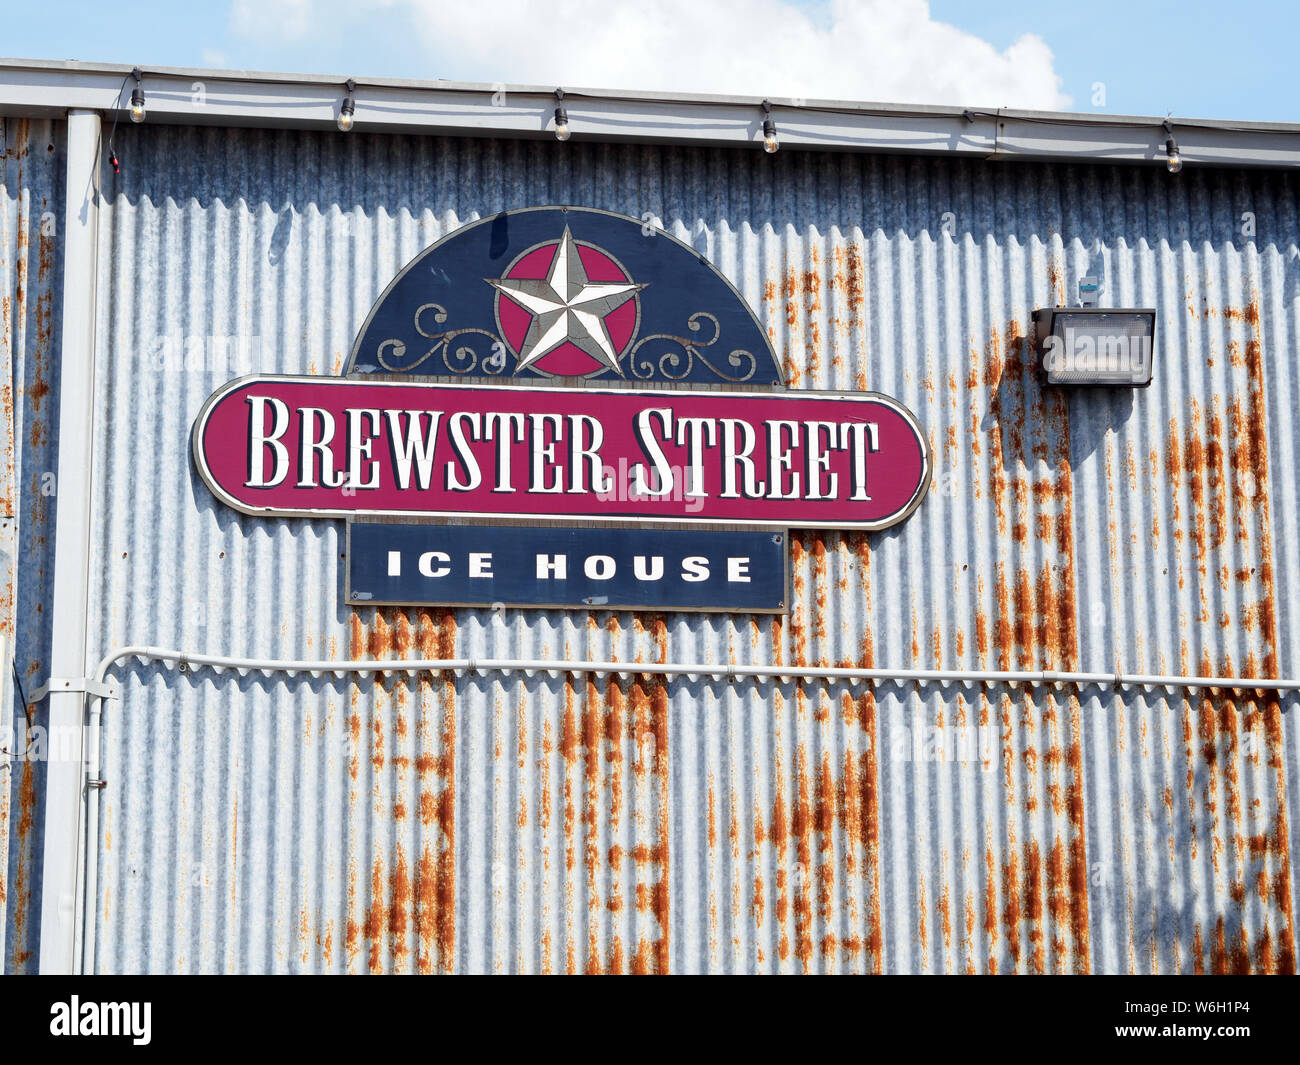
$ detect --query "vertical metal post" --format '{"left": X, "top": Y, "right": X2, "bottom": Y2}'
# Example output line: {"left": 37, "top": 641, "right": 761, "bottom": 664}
{"left": 38, "top": 108, "right": 100, "bottom": 974}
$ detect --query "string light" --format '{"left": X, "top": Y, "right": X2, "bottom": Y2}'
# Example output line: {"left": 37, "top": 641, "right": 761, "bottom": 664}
{"left": 106, "top": 68, "right": 137, "bottom": 175}
{"left": 128, "top": 67, "right": 145, "bottom": 123}
{"left": 554, "top": 88, "right": 570, "bottom": 142}
{"left": 761, "top": 100, "right": 778, "bottom": 154}
{"left": 337, "top": 79, "right": 356, "bottom": 133}
{"left": 1163, "top": 120, "right": 1182, "bottom": 173}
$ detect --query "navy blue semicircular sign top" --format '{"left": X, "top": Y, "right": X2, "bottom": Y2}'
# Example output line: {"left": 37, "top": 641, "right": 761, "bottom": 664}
{"left": 345, "top": 206, "right": 784, "bottom": 386}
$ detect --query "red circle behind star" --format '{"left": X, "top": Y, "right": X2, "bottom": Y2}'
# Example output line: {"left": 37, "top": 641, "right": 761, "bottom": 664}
{"left": 496, "top": 241, "right": 639, "bottom": 376}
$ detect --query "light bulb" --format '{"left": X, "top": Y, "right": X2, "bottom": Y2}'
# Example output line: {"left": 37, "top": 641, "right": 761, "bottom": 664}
{"left": 1165, "top": 137, "right": 1182, "bottom": 173}
{"left": 762, "top": 117, "right": 778, "bottom": 154}
{"left": 338, "top": 80, "right": 357, "bottom": 133}
{"left": 129, "top": 88, "right": 145, "bottom": 124}
{"left": 554, "top": 106, "right": 570, "bottom": 141}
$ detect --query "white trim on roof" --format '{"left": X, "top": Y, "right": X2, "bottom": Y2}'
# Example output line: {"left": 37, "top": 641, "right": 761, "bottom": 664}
{"left": 2, "top": 57, "right": 1299, "bottom": 168}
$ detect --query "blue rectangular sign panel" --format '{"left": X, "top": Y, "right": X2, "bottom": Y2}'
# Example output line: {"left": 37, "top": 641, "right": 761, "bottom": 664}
{"left": 348, "top": 522, "right": 787, "bottom": 612}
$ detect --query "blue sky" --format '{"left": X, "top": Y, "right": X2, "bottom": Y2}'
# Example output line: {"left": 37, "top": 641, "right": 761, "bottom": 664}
{"left": 3, "top": 0, "right": 1295, "bottom": 122}
{"left": 929, "top": 0, "right": 1294, "bottom": 121}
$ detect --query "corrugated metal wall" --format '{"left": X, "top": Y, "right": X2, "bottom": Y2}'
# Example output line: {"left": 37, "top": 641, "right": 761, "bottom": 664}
{"left": 44, "top": 122, "right": 1300, "bottom": 972}
{"left": 1, "top": 117, "right": 63, "bottom": 974}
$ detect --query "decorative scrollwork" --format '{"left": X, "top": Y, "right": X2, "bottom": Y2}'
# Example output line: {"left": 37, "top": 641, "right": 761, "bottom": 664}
{"left": 376, "top": 304, "right": 756, "bottom": 382}
{"left": 376, "top": 302, "right": 512, "bottom": 375}
{"left": 627, "top": 311, "right": 757, "bottom": 382}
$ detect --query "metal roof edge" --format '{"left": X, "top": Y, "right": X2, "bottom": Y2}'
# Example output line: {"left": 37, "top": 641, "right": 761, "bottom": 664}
{"left": 2, "top": 56, "right": 1299, "bottom": 169}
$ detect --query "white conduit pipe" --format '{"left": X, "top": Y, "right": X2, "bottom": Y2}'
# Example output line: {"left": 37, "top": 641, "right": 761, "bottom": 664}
{"left": 79, "top": 644, "right": 1300, "bottom": 971}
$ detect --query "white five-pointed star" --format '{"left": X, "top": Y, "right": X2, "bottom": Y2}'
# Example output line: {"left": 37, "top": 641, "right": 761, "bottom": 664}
{"left": 486, "top": 227, "right": 646, "bottom": 374}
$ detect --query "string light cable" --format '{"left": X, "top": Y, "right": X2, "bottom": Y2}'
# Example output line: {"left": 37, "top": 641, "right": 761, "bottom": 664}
{"left": 104, "top": 67, "right": 143, "bottom": 176}
{"left": 1, "top": 658, "right": 33, "bottom": 768}
{"left": 80, "top": 67, "right": 1294, "bottom": 167}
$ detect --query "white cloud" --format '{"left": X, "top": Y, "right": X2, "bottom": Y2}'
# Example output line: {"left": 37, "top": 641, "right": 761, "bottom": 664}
{"left": 230, "top": 0, "right": 1070, "bottom": 110}
{"left": 231, "top": 0, "right": 318, "bottom": 44}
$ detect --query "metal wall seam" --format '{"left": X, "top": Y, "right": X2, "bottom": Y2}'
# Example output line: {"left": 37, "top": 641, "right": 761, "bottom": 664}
{"left": 1, "top": 116, "right": 63, "bottom": 975}
{"left": 81, "top": 124, "right": 1298, "bottom": 973}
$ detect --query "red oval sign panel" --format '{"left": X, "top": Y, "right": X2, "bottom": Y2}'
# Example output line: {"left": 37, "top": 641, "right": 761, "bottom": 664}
{"left": 194, "top": 377, "right": 930, "bottom": 531}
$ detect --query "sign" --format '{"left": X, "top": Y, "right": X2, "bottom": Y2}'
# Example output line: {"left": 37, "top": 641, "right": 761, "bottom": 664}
{"left": 193, "top": 378, "right": 930, "bottom": 531}
{"left": 191, "top": 205, "right": 932, "bottom": 611}
{"left": 348, "top": 523, "right": 787, "bottom": 612}
{"left": 346, "top": 206, "right": 784, "bottom": 386}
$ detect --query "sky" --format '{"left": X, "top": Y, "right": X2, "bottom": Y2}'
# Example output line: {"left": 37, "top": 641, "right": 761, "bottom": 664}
{"left": 2, "top": 0, "right": 1295, "bottom": 122}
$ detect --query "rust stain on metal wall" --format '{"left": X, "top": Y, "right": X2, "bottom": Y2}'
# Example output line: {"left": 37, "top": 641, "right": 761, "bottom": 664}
{"left": 322, "top": 608, "right": 458, "bottom": 973}
{"left": 973, "top": 311, "right": 1090, "bottom": 973}
{"left": 1183, "top": 296, "right": 1292, "bottom": 973}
